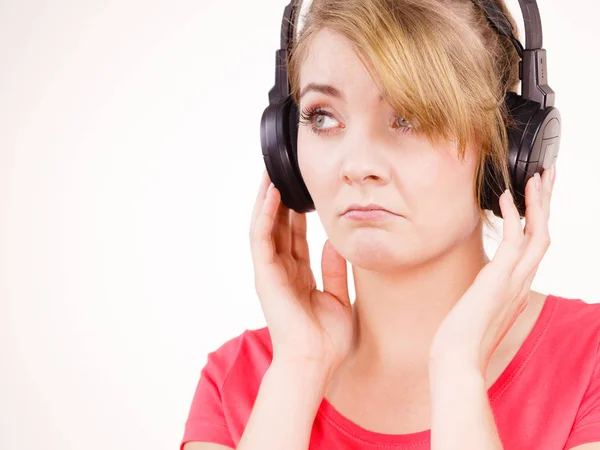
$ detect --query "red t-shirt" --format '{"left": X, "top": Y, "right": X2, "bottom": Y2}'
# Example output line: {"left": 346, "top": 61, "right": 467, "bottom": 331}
{"left": 180, "top": 294, "right": 600, "bottom": 449}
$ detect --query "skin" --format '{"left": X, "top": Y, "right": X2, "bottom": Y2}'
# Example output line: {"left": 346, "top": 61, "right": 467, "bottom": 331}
{"left": 295, "top": 27, "right": 548, "bottom": 432}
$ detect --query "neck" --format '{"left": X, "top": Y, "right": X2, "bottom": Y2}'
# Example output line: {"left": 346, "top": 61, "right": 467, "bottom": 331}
{"left": 347, "top": 223, "right": 490, "bottom": 376}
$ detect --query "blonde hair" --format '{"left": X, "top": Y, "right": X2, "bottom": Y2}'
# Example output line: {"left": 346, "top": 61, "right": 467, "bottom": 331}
{"left": 286, "top": 0, "right": 521, "bottom": 232}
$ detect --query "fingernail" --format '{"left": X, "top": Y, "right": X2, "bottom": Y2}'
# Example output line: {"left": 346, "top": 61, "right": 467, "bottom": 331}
{"left": 533, "top": 172, "right": 541, "bottom": 191}
{"left": 550, "top": 163, "right": 556, "bottom": 185}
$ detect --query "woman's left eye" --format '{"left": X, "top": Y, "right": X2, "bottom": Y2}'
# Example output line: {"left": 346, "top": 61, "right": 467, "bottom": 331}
{"left": 393, "top": 116, "right": 414, "bottom": 132}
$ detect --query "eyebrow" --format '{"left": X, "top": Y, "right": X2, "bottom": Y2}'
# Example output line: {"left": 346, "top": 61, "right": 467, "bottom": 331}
{"left": 298, "top": 82, "right": 383, "bottom": 103}
{"left": 299, "top": 83, "right": 345, "bottom": 101}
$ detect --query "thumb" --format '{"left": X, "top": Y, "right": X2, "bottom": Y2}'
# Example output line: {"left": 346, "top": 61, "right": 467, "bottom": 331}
{"left": 321, "top": 239, "right": 350, "bottom": 307}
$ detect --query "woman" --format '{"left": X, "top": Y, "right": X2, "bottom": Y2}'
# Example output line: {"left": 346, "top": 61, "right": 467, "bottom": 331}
{"left": 181, "top": 1, "right": 600, "bottom": 449}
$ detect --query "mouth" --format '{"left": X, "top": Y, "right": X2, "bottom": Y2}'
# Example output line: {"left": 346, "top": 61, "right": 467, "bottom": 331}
{"left": 341, "top": 206, "right": 402, "bottom": 221}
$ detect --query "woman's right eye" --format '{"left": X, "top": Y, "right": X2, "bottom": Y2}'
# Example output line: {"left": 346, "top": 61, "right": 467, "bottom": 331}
{"left": 299, "top": 107, "right": 342, "bottom": 136}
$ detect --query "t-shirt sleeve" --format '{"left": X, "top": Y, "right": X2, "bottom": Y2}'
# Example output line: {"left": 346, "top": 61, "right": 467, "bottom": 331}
{"left": 564, "top": 342, "right": 600, "bottom": 449}
{"left": 180, "top": 333, "right": 246, "bottom": 450}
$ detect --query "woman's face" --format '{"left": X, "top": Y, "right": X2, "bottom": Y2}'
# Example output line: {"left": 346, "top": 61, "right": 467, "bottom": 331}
{"left": 297, "top": 28, "right": 483, "bottom": 272}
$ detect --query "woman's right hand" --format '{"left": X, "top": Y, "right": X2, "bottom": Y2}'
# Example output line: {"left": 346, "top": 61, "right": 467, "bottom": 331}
{"left": 249, "top": 169, "right": 354, "bottom": 378}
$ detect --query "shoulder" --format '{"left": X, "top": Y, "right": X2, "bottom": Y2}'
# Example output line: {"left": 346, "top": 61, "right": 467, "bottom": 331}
{"left": 547, "top": 296, "right": 600, "bottom": 449}
{"left": 203, "top": 326, "right": 273, "bottom": 385}
{"left": 181, "top": 327, "right": 273, "bottom": 449}
{"left": 544, "top": 294, "right": 600, "bottom": 374}
{"left": 551, "top": 294, "right": 600, "bottom": 338}
{"left": 207, "top": 326, "right": 272, "bottom": 362}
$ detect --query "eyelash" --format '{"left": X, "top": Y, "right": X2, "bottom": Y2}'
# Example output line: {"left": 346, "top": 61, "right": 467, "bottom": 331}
{"left": 298, "top": 105, "right": 414, "bottom": 136}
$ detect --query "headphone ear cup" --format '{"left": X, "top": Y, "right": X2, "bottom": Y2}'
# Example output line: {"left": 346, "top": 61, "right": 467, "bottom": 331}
{"left": 481, "top": 91, "right": 560, "bottom": 220}
{"left": 260, "top": 97, "right": 315, "bottom": 213}
{"left": 481, "top": 92, "right": 535, "bottom": 219}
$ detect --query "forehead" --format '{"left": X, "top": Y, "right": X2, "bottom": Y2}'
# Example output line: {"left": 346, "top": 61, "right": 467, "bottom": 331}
{"left": 299, "top": 28, "right": 382, "bottom": 105}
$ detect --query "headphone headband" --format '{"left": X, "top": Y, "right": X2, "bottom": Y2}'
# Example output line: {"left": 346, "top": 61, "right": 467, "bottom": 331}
{"left": 280, "top": 0, "right": 554, "bottom": 108}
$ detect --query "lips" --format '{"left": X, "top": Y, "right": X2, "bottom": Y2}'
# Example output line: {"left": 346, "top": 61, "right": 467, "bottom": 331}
{"left": 342, "top": 209, "right": 398, "bottom": 220}
{"left": 342, "top": 203, "right": 399, "bottom": 216}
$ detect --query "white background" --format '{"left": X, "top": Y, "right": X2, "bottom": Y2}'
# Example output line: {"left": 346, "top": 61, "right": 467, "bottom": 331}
{"left": 0, "top": 1, "right": 598, "bottom": 449}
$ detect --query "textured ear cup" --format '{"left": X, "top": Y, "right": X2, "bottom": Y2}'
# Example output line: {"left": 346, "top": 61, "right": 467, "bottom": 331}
{"left": 260, "top": 94, "right": 315, "bottom": 213}
{"left": 481, "top": 92, "right": 531, "bottom": 218}
{"left": 480, "top": 91, "right": 561, "bottom": 219}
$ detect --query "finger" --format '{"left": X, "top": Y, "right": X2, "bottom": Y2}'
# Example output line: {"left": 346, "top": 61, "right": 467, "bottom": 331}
{"left": 250, "top": 181, "right": 279, "bottom": 269}
{"left": 523, "top": 172, "right": 543, "bottom": 238}
{"left": 540, "top": 164, "right": 556, "bottom": 222}
{"left": 250, "top": 169, "right": 272, "bottom": 230}
{"left": 514, "top": 171, "right": 550, "bottom": 281}
{"left": 321, "top": 239, "right": 350, "bottom": 307}
{"left": 291, "top": 210, "right": 310, "bottom": 263}
{"left": 272, "top": 195, "right": 292, "bottom": 254}
{"left": 492, "top": 189, "right": 526, "bottom": 270}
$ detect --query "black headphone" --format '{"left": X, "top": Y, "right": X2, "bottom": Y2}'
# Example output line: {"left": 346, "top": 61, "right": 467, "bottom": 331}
{"left": 260, "top": 0, "right": 561, "bottom": 218}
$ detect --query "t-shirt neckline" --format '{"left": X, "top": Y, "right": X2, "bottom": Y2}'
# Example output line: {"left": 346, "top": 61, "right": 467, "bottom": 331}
{"left": 316, "top": 293, "right": 559, "bottom": 447}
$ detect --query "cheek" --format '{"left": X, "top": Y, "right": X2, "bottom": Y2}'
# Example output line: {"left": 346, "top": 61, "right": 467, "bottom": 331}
{"left": 297, "top": 132, "right": 338, "bottom": 194}
{"left": 297, "top": 131, "right": 310, "bottom": 179}
{"left": 404, "top": 152, "right": 476, "bottom": 220}
{"left": 297, "top": 132, "right": 316, "bottom": 190}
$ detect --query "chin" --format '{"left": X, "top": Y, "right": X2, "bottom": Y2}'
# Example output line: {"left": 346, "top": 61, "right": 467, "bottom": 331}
{"left": 336, "top": 229, "right": 426, "bottom": 273}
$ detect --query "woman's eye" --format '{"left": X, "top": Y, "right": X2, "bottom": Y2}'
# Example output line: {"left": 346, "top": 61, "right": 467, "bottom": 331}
{"left": 299, "top": 107, "right": 415, "bottom": 136}
{"left": 314, "top": 113, "right": 337, "bottom": 130}
{"left": 393, "top": 116, "right": 414, "bottom": 133}
{"left": 299, "top": 107, "right": 341, "bottom": 136}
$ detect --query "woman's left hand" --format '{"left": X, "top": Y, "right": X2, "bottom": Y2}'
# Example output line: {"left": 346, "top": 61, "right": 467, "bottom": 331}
{"left": 429, "top": 164, "right": 556, "bottom": 373}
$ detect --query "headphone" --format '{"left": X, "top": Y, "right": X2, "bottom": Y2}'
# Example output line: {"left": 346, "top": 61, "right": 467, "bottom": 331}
{"left": 260, "top": 0, "right": 561, "bottom": 218}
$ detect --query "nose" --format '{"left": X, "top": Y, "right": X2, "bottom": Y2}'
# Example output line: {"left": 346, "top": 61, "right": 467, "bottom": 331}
{"left": 340, "top": 134, "right": 392, "bottom": 187}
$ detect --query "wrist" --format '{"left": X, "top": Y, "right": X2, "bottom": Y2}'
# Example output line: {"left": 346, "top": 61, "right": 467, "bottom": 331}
{"left": 268, "top": 356, "right": 334, "bottom": 396}
{"left": 272, "top": 352, "right": 337, "bottom": 375}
